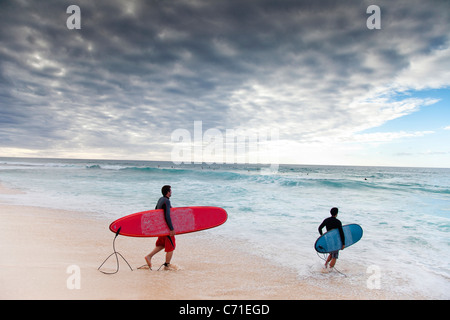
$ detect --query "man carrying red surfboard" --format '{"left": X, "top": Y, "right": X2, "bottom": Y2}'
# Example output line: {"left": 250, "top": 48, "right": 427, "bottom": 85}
{"left": 145, "top": 185, "right": 176, "bottom": 270}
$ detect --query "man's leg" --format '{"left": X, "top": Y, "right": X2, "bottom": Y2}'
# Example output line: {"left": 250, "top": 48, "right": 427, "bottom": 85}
{"left": 329, "top": 257, "right": 337, "bottom": 268}
{"left": 145, "top": 246, "right": 164, "bottom": 268}
{"left": 163, "top": 236, "right": 176, "bottom": 270}
{"left": 325, "top": 254, "right": 332, "bottom": 268}
{"left": 329, "top": 251, "right": 339, "bottom": 269}
{"left": 165, "top": 250, "right": 173, "bottom": 265}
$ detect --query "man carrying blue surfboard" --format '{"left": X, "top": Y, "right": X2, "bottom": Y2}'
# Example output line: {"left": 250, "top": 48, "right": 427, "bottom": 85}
{"left": 145, "top": 185, "right": 176, "bottom": 270}
{"left": 318, "top": 207, "right": 345, "bottom": 271}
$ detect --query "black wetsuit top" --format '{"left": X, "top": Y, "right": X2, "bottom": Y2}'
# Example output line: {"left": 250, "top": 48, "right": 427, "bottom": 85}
{"left": 318, "top": 216, "right": 345, "bottom": 245}
{"left": 155, "top": 196, "right": 173, "bottom": 231}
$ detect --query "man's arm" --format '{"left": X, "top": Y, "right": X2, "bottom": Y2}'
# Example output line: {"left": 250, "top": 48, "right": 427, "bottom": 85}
{"left": 162, "top": 202, "right": 174, "bottom": 231}
{"left": 318, "top": 220, "right": 326, "bottom": 235}
{"left": 162, "top": 199, "right": 175, "bottom": 236}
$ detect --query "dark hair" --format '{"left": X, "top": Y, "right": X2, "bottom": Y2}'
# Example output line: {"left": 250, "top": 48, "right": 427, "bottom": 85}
{"left": 330, "top": 207, "right": 339, "bottom": 216}
{"left": 161, "top": 185, "right": 171, "bottom": 196}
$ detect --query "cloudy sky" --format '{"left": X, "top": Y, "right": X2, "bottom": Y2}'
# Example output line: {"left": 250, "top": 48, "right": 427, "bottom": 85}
{"left": 1, "top": 0, "right": 449, "bottom": 167}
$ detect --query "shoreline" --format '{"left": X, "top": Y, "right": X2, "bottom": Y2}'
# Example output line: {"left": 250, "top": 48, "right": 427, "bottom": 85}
{"left": 0, "top": 182, "right": 415, "bottom": 299}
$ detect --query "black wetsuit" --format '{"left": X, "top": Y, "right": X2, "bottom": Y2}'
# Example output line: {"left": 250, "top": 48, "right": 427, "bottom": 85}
{"left": 155, "top": 196, "right": 173, "bottom": 231}
{"left": 318, "top": 216, "right": 345, "bottom": 245}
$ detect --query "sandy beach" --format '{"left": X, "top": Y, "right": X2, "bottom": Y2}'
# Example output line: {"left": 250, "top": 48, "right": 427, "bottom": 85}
{"left": 0, "top": 182, "right": 413, "bottom": 300}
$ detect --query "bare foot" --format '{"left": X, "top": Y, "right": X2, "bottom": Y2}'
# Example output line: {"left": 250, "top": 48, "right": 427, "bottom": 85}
{"left": 145, "top": 255, "right": 152, "bottom": 269}
{"left": 162, "top": 263, "right": 179, "bottom": 271}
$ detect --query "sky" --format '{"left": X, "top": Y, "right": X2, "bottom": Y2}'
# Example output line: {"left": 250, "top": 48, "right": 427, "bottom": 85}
{"left": 0, "top": 0, "right": 449, "bottom": 168}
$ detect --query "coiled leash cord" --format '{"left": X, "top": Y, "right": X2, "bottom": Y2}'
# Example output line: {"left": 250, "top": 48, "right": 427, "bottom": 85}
{"left": 98, "top": 227, "right": 133, "bottom": 274}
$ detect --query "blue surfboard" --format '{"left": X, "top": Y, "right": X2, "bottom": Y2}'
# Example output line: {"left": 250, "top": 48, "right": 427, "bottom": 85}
{"left": 314, "top": 224, "right": 363, "bottom": 253}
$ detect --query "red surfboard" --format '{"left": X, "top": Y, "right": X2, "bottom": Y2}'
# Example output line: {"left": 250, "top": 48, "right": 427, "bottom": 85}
{"left": 109, "top": 206, "right": 227, "bottom": 237}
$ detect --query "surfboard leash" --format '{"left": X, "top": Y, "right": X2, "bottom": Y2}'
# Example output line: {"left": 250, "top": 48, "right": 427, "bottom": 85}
{"left": 98, "top": 227, "right": 133, "bottom": 274}
{"left": 316, "top": 252, "right": 347, "bottom": 277}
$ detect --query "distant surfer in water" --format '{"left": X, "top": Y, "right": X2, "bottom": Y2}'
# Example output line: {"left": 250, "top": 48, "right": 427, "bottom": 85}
{"left": 318, "top": 207, "right": 345, "bottom": 271}
{"left": 145, "top": 185, "right": 176, "bottom": 270}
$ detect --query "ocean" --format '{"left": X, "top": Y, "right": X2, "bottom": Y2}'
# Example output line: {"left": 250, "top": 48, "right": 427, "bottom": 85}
{"left": 0, "top": 157, "right": 449, "bottom": 298}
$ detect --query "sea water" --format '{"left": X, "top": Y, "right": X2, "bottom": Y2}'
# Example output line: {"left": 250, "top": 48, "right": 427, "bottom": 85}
{"left": 0, "top": 157, "right": 449, "bottom": 298}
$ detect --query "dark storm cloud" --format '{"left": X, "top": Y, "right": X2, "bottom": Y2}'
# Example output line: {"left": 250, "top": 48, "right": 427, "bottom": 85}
{"left": 0, "top": 0, "right": 449, "bottom": 158}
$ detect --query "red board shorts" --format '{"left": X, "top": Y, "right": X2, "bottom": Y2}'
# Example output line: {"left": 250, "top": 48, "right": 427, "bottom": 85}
{"left": 156, "top": 235, "right": 176, "bottom": 252}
